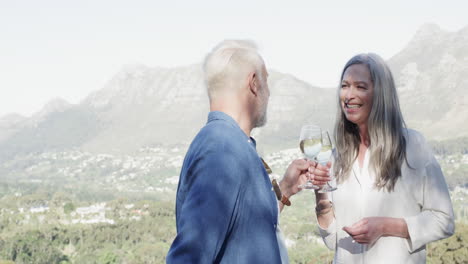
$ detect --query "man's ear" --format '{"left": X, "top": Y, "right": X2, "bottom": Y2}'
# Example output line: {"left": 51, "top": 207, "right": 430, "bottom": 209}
{"left": 248, "top": 71, "right": 259, "bottom": 96}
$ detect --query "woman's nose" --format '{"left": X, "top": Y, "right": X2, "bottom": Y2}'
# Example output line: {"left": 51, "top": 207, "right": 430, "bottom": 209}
{"left": 345, "top": 86, "right": 355, "bottom": 100}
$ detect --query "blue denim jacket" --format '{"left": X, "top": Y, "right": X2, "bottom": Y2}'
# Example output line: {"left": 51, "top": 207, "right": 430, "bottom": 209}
{"left": 167, "top": 111, "right": 281, "bottom": 264}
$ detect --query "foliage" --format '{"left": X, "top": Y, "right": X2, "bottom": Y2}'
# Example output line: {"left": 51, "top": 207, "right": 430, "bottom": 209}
{"left": 0, "top": 139, "right": 466, "bottom": 263}
{"left": 3, "top": 229, "right": 69, "bottom": 264}
{"left": 0, "top": 190, "right": 466, "bottom": 263}
{"left": 0, "top": 198, "right": 176, "bottom": 264}
{"left": 442, "top": 161, "right": 468, "bottom": 189}
{"left": 430, "top": 137, "right": 468, "bottom": 155}
{"left": 63, "top": 203, "right": 76, "bottom": 214}
{"left": 98, "top": 251, "right": 118, "bottom": 264}
{"left": 427, "top": 223, "right": 468, "bottom": 264}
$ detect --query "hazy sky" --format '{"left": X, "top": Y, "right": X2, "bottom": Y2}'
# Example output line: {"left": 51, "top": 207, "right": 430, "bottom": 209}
{"left": 1, "top": 0, "right": 467, "bottom": 117}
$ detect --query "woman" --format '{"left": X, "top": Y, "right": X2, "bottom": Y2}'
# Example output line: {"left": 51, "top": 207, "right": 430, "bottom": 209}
{"left": 312, "top": 53, "right": 455, "bottom": 263}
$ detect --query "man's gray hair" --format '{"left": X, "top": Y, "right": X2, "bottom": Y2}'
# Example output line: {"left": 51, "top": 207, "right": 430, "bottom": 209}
{"left": 203, "top": 40, "right": 264, "bottom": 100}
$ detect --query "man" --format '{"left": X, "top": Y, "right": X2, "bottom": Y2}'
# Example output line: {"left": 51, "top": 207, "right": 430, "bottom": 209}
{"left": 166, "top": 40, "right": 327, "bottom": 263}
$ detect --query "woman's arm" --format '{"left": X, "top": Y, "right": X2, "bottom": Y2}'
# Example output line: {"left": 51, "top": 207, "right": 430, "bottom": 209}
{"left": 343, "top": 155, "right": 454, "bottom": 249}
{"left": 343, "top": 217, "right": 408, "bottom": 245}
{"left": 312, "top": 162, "right": 335, "bottom": 228}
{"left": 315, "top": 192, "right": 335, "bottom": 229}
{"left": 312, "top": 162, "right": 338, "bottom": 250}
{"left": 403, "top": 156, "right": 455, "bottom": 252}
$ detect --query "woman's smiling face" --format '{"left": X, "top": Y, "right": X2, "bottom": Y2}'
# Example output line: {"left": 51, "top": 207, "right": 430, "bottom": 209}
{"left": 340, "top": 64, "right": 374, "bottom": 127}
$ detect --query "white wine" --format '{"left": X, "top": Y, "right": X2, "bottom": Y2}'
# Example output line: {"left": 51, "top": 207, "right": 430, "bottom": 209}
{"left": 299, "top": 139, "right": 322, "bottom": 160}
{"left": 317, "top": 145, "right": 332, "bottom": 165}
{"left": 317, "top": 130, "right": 337, "bottom": 192}
{"left": 298, "top": 124, "right": 322, "bottom": 190}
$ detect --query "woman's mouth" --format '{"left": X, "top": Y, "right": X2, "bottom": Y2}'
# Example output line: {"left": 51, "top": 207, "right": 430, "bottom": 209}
{"left": 345, "top": 103, "right": 362, "bottom": 109}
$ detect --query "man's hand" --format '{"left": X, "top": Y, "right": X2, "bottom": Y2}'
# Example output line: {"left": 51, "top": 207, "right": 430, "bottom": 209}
{"left": 279, "top": 159, "right": 312, "bottom": 198}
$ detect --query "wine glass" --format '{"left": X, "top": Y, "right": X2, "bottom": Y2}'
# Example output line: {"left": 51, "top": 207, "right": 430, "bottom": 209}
{"left": 318, "top": 130, "right": 337, "bottom": 192}
{"left": 298, "top": 125, "right": 322, "bottom": 189}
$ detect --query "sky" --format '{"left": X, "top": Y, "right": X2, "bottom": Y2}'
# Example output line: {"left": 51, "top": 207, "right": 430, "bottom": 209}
{"left": 1, "top": 0, "right": 467, "bottom": 117}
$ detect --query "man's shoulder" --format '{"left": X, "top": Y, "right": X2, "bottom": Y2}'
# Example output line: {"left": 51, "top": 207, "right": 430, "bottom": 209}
{"left": 182, "top": 119, "right": 255, "bottom": 179}
{"left": 196, "top": 119, "right": 242, "bottom": 144}
{"left": 183, "top": 120, "right": 245, "bottom": 161}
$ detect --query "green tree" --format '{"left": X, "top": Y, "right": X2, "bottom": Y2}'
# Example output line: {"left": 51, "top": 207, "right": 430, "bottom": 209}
{"left": 98, "top": 251, "right": 118, "bottom": 264}
{"left": 63, "top": 202, "right": 76, "bottom": 214}
{"left": 2, "top": 230, "right": 69, "bottom": 264}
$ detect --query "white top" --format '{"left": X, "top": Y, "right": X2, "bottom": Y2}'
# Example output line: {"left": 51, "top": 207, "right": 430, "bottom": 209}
{"left": 318, "top": 129, "right": 455, "bottom": 264}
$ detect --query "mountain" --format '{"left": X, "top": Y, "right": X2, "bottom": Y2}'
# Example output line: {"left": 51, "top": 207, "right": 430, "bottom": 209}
{"left": 30, "top": 97, "right": 72, "bottom": 124}
{"left": 0, "top": 24, "right": 467, "bottom": 160}
{"left": 0, "top": 64, "right": 332, "bottom": 160}
{"left": 0, "top": 113, "right": 27, "bottom": 142}
{"left": 253, "top": 72, "right": 334, "bottom": 151}
{"left": 0, "top": 98, "right": 78, "bottom": 159}
{"left": 80, "top": 64, "right": 209, "bottom": 153}
{"left": 388, "top": 24, "right": 468, "bottom": 140}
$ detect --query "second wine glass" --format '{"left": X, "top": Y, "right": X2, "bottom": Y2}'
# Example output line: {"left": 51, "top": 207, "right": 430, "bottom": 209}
{"left": 318, "top": 130, "right": 337, "bottom": 192}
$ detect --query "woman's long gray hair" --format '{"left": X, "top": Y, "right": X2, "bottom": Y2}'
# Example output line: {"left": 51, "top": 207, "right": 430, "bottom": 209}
{"left": 333, "top": 53, "right": 407, "bottom": 192}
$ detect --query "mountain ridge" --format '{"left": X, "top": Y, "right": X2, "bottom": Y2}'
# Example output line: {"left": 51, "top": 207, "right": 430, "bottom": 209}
{"left": 0, "top": 24, "right": 466, "bottom": 159}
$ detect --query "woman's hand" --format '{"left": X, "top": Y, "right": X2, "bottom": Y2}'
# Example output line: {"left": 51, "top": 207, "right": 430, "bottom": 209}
{"left": 343, "top": 217, "right": 384, "bottom": 245}
{"left": 309, "top": 161, "right": 332, "bottom": 187}
{"left": 343, "top": 217, "right": 409, "bottom": 245}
